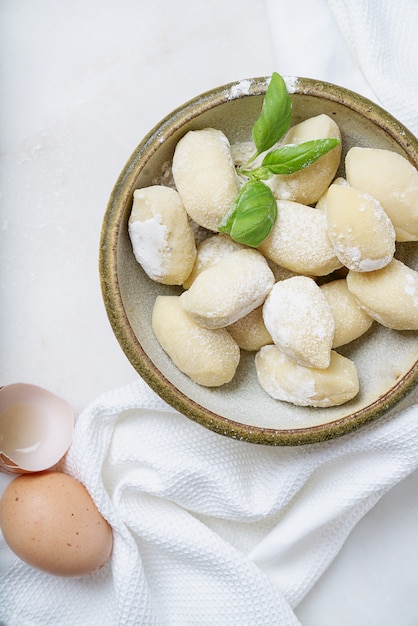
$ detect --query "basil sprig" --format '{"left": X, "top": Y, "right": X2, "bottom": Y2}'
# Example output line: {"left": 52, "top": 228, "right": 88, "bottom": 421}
{"left": 250, "top": 72, "right": 292, "bottom": 164}
{"left": 240, "top": 138, "right": 340, "bottom": 181}
{"left": 218, "top": 71, "right": 340, "bottom": 247}
{"left": 218, "top": 180, "right": 277, "bottom": 247}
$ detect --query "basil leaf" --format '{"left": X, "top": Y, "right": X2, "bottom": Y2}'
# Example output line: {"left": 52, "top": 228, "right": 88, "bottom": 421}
{"left": 260, "top": 138, "right": 340, "bottom": 175}
{"left": 238, "top": 166, "right": 275, "bottom": 182}
{"left": 252, "top": 72, "right": 292, "bottom": 157}
{"left": 218, "top": 180, "right": 277, "bottom": 247}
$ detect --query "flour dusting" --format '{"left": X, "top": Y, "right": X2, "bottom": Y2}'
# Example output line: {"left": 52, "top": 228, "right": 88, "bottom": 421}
{"left": 227, "top": 79, "right": 253, "bottom": 100}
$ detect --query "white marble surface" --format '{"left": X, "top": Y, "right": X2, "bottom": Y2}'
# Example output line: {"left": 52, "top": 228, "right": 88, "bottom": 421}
{"left": 1, "top": 0, "right": 417, "bottom": 623}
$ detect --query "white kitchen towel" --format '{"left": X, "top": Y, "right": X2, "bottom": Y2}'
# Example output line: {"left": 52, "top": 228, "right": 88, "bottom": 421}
{"left": 1, "top": 378, "right": 418, "bottom": 625}
{"left": 325, "top": 0, "right": 418, "bottom": 135}
{"left": 266, "top": 0, "right": 418, "bottom": 135}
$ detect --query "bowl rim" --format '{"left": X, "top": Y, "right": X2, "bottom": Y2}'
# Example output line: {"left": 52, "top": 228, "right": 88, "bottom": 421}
{"left": 99, "top": 75, "right": 418, "bottom": 445}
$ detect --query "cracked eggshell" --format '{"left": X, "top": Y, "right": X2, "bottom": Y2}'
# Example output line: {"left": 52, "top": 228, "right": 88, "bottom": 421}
{"left": 0, "top": 384, "right": 74, "bottom": 474}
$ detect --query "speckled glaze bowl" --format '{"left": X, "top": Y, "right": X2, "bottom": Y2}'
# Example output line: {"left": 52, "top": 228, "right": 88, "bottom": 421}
{"left": 99, "top": 76, "right": 418, "bottom": 445}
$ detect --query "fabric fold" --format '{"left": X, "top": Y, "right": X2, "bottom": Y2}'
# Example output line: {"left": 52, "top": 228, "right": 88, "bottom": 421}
{"left": 324, "top": 0, "right": 418, "bottom": 134}
{"left": 2, "top": 379, "right": 417, "bottom": 625}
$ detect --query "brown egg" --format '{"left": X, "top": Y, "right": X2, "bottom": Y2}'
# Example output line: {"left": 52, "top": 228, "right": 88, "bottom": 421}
{"left": 0, "top": 471, "right": 113, "bottom": 577}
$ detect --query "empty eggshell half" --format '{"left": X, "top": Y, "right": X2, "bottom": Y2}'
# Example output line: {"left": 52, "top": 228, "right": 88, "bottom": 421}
{"left": 0, "top": 383, "right": 74, "bottom": 473}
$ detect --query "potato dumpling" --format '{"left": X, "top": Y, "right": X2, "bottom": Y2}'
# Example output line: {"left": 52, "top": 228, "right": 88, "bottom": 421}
{"left": 152, "top": 296, "right": 240, "bottom": 386}
{"left": 346, "top": 258, "right": 418, "bottom": 330}
{"left": 128, "top": 186, "right": 196, "bottom": 285}
{"left": 326, "top": 183, "right": 396, "bottom": 271}
{"left": 183, "top": 234, "right": 245, "bottom": 289}
{"left": 258, "top": 200, "right": 342, "bottom": 276}
{"left": 315, "top": 177, "right": 349, "bottom": 211}
{"left": 262, "top": 276, "right": 335, "bottom": 369}
{"left": 320, "top": 279, "right": 373, "bottom": 348}
{"left": 228, "top": 306, "right": 272, "bottom": 351}
{"left": 345, "top": 147, "right": 418, "bottom": 242}
{"left": 180, "top": 248, "right": 275, "bottom": 329}
{"left": 172, "top": 128, "right": 239, "bottom": 232}
{"left": 255, "top": 345, "right": 359, "bottom": 407}
{"left": 266, "top": 259, "right": 299, "bottom": 282}
{"left": 266, "top": 114, "right": 342, "bottom": 205}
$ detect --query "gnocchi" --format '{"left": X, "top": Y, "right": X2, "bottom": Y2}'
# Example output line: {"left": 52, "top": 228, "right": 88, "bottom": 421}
{"left": 128, "top": 186, "right": 196, "bottom": 284}
{"left": 180, "top": 248, "right": 274, "bottom": 329}
{"left": 345, "top": 147, "right": 418, "bottom": 242}
{"left": 326, "top": 183, "right": 396, "bottom": 271}
{"left": 258, "top": 199, "right": 342, "bottom": 276}
{"left": 172, "top": 128, "right": 239, "bottom": 232}
{"left": 346, "top": 259, "right": 418, "bottom": 330}
{"left": 262, "top": 276, "right": 335, "bottom": 369}
{"left": 183, "top": 234, "right": 245, "bottom": 289}
{"left": 266, "top": 114, "right": 342, "bottom": 205}
{"left": 320, "top": 279, "right": 373, "bottom": 348}
{"left": 255, "top": 345, "right": 359, "bottom": 408}
{"left": 152, "top": 295, "right": 240, "bottom": 386}
{"left": 227, "top": 306, "right": 272, "bottom": 352}
{"left": 315, "top": 176, "right": 349, "bottom": 211}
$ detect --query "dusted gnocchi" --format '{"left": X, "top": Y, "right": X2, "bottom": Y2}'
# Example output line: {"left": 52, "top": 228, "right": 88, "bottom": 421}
{"left": 345, "top": 147, "right": 418, "bottom": 242}
{"left": 258, "top": 199, "right": 342, "bottom": 276}
{"left": 326, "top": 183, "right": 396, "bottom": 271}
{"left": 267, "top": 114, "right": 342, "bottom": 205}
{"left": 128, "top": 186, "right": 196, "bottom": 284}
{"left": 346, "top": 259, "right": 418, "bottom": 330}
{"left": 315, "top": 176, "right": 349, "bottom": 211}
{"left": 227, "top": 306, "right": 272, "bottom": 352}
{"left": 152, "top": 296, "right": 240, "bottom": 386}
{"left": 180, "top": 248, "right": 274, "bottom": 329}
{"left": 172, "top": 128, "right": 239, "bottom": 232}
{"left": 255, "top": 345, "right": 359, "bottom": 408}
{"left": 262, "top": 276, "right": 335, "bottom": 369}
{"left": 320, "top": 279, "right": 373, "bottom": 348}
{"left": 183, "top": 234, "right": 245, "bottom": 289}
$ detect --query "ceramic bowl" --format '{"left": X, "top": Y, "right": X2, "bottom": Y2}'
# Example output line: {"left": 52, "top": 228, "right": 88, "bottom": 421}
{"left": 99, "top": 75, "right": 418, "bottom": 445}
